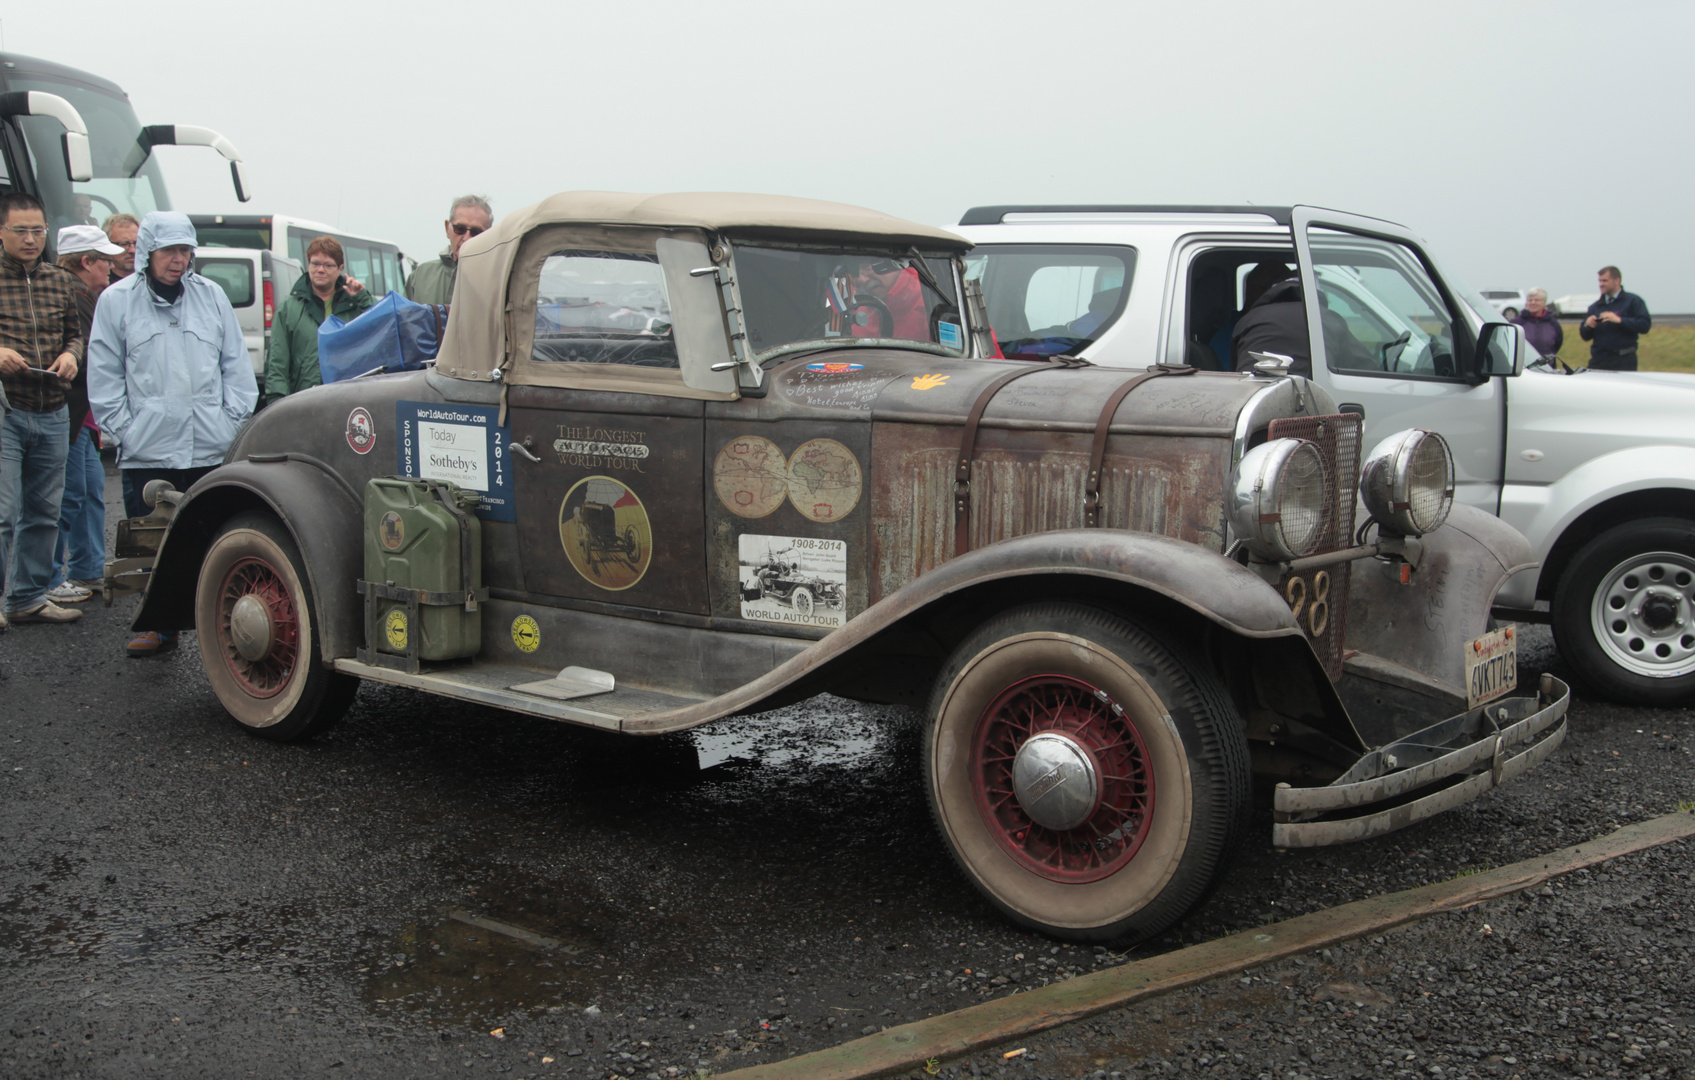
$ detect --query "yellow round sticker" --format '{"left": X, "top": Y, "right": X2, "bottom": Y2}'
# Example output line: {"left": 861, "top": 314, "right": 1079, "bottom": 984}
{"left": 511, "top": 615, "right": 541, "bottom": 653}
{"left": 384, "top": 609, "right": 408, "bottom": 651}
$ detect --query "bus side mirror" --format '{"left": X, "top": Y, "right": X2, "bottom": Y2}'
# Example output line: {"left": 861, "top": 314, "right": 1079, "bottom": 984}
{"left": 62, "top": 131, "right": 93, "bottom": 183}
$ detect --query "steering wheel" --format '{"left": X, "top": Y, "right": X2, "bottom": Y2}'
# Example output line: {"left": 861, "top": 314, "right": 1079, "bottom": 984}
{"left": 1380, "top": 330, "right": 1411, "bottom": 369}
{"left": 851, "top": 294, "right": 894, "bottom": 337}
{"left": 84, "top": 193, "right": 121, "bottom": 215}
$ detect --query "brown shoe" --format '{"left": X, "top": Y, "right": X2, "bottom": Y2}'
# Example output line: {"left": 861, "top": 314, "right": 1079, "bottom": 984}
{"left": 9, "top": 600, "right": 83, "bottom": 624}
{"left": 0, "top": 609, "right": 7, "bottom": 632}
{"left": 126, "top": 630, "right": 178, "bottom": 657}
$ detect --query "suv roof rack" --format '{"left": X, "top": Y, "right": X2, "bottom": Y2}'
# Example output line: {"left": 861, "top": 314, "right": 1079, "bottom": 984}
{"left": 959, "top": 205, "right": 1294, "bottom": 227}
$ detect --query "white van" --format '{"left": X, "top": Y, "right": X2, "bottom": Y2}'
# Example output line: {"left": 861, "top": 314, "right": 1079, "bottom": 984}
{"left": 194, "top": 247, "right": 302, "bottom": 375}
{"left": 189, "top": 214, "right": 411, "bottom": 298}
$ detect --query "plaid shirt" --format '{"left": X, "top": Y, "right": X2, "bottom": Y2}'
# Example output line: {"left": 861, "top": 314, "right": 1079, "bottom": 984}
{"left": 0, "top": 251, "right": 86, "bottom": 413}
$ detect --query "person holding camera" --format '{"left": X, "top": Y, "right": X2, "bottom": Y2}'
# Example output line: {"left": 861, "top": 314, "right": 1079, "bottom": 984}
{"left": 1580, "top": 266, "right": 1650, "bottom": 371}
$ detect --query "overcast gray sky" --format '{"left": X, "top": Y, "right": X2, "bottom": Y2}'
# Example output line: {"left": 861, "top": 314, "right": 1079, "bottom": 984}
{"left": 12, "top": 0, "right": 1693, "bottom": 308}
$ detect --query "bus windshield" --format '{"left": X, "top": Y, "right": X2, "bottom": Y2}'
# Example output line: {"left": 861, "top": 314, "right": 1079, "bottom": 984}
{"left": 10, "top": 73, "right": 168, "bottom": 229}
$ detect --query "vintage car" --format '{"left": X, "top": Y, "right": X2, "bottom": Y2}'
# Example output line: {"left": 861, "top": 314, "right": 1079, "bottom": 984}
{"left": 129, "top": 192, "right": 1568, "bottom": 943}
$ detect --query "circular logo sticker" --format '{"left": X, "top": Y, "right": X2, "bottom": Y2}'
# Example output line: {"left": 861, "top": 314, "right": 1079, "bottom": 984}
{"left": 379, "top": 511, "right": 405, "bottom": 550}
{"left": 346, "top": 407, "right": 376, "bottom": 454}
{"left": 558, "top": 476, "right": 653, "bottom": 591}
{"left": 511, "top": 615, "right": 540, "bottom": 653}
{"left": 384, "top": 608, "right": 408, "bottom": 651}
{"left": 713, "top": 435, "right": 787, "bottom": 519}
{"left": 787, "top": 438, "right": 863, "bottom": 522}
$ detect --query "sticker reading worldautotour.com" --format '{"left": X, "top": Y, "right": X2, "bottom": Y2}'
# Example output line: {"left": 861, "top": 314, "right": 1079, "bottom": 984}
{"left": 396, "top": 401, "right": 514, "bottom": 522}
{"left": 738, "top": 534, "right": 848, "bottom": 630}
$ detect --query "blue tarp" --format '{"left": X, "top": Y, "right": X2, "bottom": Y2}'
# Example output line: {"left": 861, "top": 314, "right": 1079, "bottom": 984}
{"left": 318, "top": 293, "right": 448, "bottom": 384}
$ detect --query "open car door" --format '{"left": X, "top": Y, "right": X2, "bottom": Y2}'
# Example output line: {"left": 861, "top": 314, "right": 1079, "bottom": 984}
{"left": 1292, "top": 206, "right": 1505, "bottom": 515}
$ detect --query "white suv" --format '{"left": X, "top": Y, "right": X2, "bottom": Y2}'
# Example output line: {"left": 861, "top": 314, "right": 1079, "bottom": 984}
{"left": 956, "top": 205, "right": 1695, "bottom": 705}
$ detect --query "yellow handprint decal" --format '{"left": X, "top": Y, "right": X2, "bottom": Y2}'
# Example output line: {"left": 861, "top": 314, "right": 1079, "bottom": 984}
{"left": 910, "top": 373, "right": 950, "bottom": 390}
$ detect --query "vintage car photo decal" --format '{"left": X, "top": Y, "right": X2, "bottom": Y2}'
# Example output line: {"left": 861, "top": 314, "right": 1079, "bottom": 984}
{"left": 396, "top": 401, "right": 515, "bottom": 522}
{"left": 910, "top": 373, "right": 949, "bottom": 390}
{"left": 378, "top": 511, "right": 404, "bottom": 551}
{"left": 738, "top": 535, "right": 847, "bottom": 629}
{"left": 714, "top": 435, "right": 788, "bottom": 519}
{"left": 510, "top": 615, "right": 541, "bottom": 654}
{"left": 786, "top": 438, "right": 862, "bottom": 523}
{"left": 345, "top": 407, "right": 376, "bottom": 455}
{"left": 558, "top": 476, "right": 653, "bottom": 591}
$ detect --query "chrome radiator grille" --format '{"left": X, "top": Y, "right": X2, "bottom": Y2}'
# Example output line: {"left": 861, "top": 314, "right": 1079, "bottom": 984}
{"left": 1268, "top": 413, "right": 1362, "bottom": 681}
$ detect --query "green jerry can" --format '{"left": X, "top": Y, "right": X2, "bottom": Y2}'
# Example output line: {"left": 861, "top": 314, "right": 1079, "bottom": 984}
{"left": 359, "top": 477, "right": 485, "bottom": 669}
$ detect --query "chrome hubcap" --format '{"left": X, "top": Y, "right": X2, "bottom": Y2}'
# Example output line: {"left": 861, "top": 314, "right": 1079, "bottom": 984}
{"left": 229, "top": 593, "right": 276, "bottom": 662}
{"left": 1011, "top": 731, "right": 1101, "bottom": 831}
{"left": 1590, "top": 551, "right": 1695, "bottom": 678}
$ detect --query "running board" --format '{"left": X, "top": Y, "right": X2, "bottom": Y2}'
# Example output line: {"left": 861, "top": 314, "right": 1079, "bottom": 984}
{"left": 333, "top": 657, "right": 705, "bottom": 730}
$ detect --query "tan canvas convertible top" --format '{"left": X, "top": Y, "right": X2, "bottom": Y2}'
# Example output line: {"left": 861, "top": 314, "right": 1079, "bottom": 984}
{"left": 437, "top": 191, "right": 971, "bottom": 382}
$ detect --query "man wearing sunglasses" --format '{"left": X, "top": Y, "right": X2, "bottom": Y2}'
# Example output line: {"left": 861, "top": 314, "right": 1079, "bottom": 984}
{"left": 404, "top": 194, "right": 493, "bottom": 306}
{"left": 849, "top": 258, "right": 930, "bottom": 340}
{"left": 0, "top": 193, "right": 87, "bottom": 628}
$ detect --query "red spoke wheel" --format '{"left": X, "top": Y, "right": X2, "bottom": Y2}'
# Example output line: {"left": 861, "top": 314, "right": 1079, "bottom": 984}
{"left": 194, "top": 511, "right": 357, "bottom": 741}
{"left": 972, "top": 675, "right": 1155, "bottom": 883}
{"left": 926, "top": 602, "right": 1249, "bottom": 943}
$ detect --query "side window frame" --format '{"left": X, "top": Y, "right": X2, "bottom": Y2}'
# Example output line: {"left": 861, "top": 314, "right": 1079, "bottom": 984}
{"left": 1293, "top": 211, "right": 1477, "bottom": 384}
{"left": 1166, "top": 237, "right": 1301, "bottom": 369}
{"left": 506, "top": 223, "right": 737, "bottom": 401}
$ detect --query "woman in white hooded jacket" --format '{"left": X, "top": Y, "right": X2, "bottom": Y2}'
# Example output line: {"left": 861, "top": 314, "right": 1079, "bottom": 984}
{"left": 88, "top": 211, "right": 257, "bottom": 655}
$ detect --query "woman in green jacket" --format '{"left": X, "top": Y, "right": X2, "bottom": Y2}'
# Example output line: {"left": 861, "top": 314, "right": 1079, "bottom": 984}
{"left": 263, "top": 235, "right": 376, "bottom": 405}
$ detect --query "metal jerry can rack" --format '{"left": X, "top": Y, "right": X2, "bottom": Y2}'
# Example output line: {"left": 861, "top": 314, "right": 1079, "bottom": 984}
{"left": 356, "top": 477, "right": 488, "bottom": 675}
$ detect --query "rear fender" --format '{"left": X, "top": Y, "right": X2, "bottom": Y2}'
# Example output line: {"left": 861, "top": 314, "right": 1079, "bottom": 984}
{"left": 133, "top": 456, "right": 362, "bottom": 661}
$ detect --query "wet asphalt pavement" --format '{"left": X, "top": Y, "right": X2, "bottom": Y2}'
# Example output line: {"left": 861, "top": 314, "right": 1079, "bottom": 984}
{"left": 2, "top": 475, "right": 1693, "bottom": 1080}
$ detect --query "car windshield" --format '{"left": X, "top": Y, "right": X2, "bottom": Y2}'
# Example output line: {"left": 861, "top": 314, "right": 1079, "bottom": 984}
{"left": 9, "top": 74, "right": 168, "bottom": 233}
{"left": 734, "top": 245, "right": 964, "bottom": 359}
{"left": 964, "top": 244, "right": 1135, "bottom": 360}
{"left": 531, "top": 249, "right": 677, "bottom": 368}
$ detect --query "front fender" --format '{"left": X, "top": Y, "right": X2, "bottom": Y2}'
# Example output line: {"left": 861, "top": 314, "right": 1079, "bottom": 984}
{"left": 1498, "top": 444, "right": 1695, "bottom": 605}
{"left": 624, "top": 530, "right": 1353, "bottom": 744}
{"left": 133, "top": 455, "right": 363, "bottom": 661}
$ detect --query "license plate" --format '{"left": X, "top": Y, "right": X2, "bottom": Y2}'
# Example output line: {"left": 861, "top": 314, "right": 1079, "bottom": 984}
{"left": 1465, "top": 625, "right": 1517, "bottom": 709}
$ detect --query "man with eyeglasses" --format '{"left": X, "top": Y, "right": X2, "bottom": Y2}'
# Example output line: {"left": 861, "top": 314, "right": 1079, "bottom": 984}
{"left": 102, "top": 213, "right": 140, "bottom": 281}
{"left": 264, "top": 234, "right": 374, "bottom": 406}
{"left": 404, "top": 194, "right": 493, "bottom": 306}
{"left": 0, "top": 193, "right": 88, "bottom": 628}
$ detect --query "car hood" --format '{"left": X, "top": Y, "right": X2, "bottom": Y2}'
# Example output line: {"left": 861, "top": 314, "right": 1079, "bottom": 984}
{"left": 1506, "top": 364, "right": 1695, "bottom": 484}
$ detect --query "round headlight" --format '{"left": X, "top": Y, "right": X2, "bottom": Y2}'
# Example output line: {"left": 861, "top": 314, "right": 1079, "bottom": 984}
{"left": 1228, "top": 438, "right": 1332, "bottom": 560}
{"left": 1359, "top": 429, "right": 1454, "bottom": 537}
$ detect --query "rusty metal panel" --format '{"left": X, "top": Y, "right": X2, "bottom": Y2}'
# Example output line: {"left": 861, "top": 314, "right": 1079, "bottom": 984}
{"left": 507, "top": 391, "right": 709, "bottom": 615}
{"left": 1268, "top": 413, "right": 1362, "bottom": 681}
{"left": 869, "top": 423, "right": 1232, "bottom": 602}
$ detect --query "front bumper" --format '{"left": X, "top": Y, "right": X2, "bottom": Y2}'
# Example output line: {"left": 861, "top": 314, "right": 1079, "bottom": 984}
{"left": 1272, "top": 673, "right": 1570, "bottom": 847}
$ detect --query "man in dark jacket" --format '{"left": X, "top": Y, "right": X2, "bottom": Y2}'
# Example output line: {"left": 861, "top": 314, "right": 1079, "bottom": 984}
{"left": 1232, "top": 263, "right": 1312, "bottom": 376}
{"left": 1579, "top": 266, "right": 1650, "bottom": 371}
{"left": 404, "top": 195, "right": 492, "bottom": 306}
{"left": 263, "top": 234, "right": 374, "bottom": 405}
{"left": 0, "top": 194, "right": 86, "bottom": 627}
